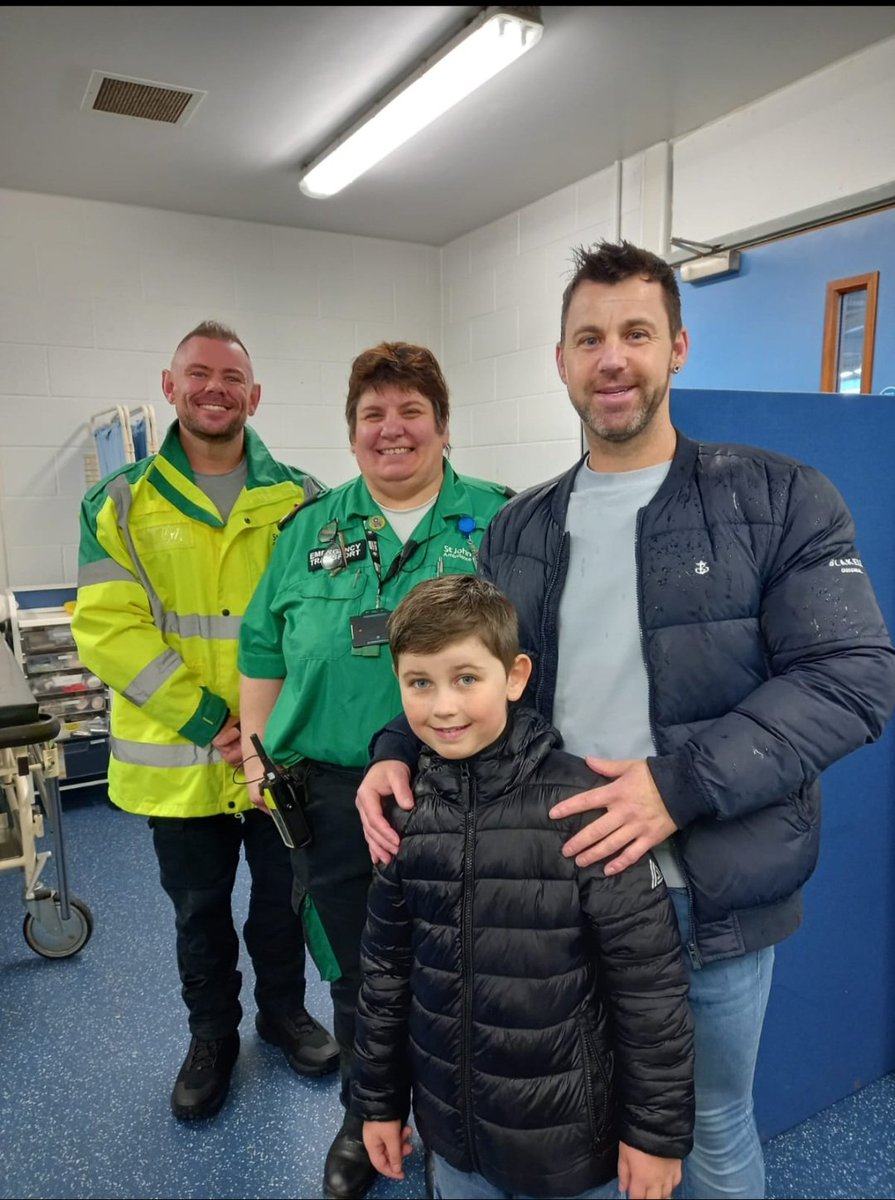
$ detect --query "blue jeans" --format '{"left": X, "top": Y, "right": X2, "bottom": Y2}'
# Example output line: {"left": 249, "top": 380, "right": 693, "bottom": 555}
{"left": 668, "top": 888, "right": 775, "bottom": 1200}
{"left": 431, "top": 1154, "right": 619, "bottom": 1200}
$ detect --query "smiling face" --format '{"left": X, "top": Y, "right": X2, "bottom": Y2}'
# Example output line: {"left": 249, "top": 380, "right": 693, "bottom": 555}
{"left": 162, "top": 336, "right": 260, "bottom": 448}
{"left": 556, "top": 275, "right": 689, "bottom": 470}
{"left": 396, "top": 635, "right": 532, "bottom": 760}
{"left": 351, "top": 384, "right": 449, "bottom": 508}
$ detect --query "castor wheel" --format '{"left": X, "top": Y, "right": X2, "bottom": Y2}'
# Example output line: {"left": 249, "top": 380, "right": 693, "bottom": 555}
{"left": 23, "top": 894, "right": 94, "bottom": 958}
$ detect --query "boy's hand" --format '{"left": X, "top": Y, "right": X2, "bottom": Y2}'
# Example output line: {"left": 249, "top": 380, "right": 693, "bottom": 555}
{"left": 550, "top": 758, "right": 676, "bottom": 874}
{"left": 356, "top": 760, "right": 414, "bottom": 864}
{"left": 618, "top": 1142, "right": 681, "bottom": 1199}
{"left": 362, "top": 1119, "right": 413, "bottom": 1180}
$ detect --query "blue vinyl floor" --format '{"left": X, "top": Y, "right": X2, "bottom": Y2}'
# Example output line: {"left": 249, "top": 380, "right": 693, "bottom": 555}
{"left": 1, "top": 788, "right": 893, "bottom": 1200}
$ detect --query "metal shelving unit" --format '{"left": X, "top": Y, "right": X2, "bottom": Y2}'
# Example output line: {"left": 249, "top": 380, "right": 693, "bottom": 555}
{"left": 6, "top": 585, "right": 110, "bottom": 792}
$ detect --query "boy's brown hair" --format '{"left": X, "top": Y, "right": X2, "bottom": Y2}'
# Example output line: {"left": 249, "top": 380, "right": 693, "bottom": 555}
{"left": 388, "top": 575, "right": 520, "bottom": 672}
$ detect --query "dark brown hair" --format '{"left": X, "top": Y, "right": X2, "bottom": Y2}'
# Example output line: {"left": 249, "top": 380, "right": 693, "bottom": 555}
{"left": 345, "top": 342, "right": 449, "bottom": 439}
{"left": 559, "top": 241, "right": 682, "bottom": 341}
{"left": 388, "top": 575, "right": 520, "bottom": 671}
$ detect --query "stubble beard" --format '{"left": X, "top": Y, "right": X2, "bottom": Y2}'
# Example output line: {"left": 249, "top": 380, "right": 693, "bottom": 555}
{"left": 576, "top": 372, "right": 670, "bottom": 445}
{"left": 179, "top": 404, "right": 247, "bottom": 444}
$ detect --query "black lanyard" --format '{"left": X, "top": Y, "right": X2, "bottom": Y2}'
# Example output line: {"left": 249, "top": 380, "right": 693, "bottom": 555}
{"left": 363, "top": 523, "right": 422, "bottom": 607}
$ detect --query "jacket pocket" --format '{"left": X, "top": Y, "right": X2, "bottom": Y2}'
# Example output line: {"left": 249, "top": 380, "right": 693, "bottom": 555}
{"left": 578, "top": 1018, "right": 614, "bottom": 1148}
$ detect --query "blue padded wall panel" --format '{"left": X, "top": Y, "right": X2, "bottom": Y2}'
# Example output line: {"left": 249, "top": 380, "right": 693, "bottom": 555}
{"left": 670, "top": 388, "right": 895, "bottom": 1138}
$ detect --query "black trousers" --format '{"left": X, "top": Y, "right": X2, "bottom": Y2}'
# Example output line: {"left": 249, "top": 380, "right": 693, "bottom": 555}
{"left": 151, "top": 808, "right": 307, "bottom": 1040}
{"left": 288, "top": 761, "right": 372, "bottom": 1110}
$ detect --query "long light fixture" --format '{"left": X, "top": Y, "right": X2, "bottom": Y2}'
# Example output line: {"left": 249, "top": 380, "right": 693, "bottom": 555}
{"left": 299, "top": 6, "right": 544, "bottom": 199}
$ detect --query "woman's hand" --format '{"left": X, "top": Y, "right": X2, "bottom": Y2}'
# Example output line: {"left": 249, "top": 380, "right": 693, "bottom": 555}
{"left": 238, "top": 675, "right": 285, "bottom": 814}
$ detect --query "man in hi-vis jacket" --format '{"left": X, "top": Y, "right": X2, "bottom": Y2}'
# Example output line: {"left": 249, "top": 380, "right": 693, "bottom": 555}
{"left": 73, "top": 320, "right": 338, "bottom": 1121}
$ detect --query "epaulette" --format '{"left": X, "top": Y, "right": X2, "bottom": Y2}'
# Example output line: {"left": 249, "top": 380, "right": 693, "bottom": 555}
{"left": 278, "top": 489, "right": 323, "bottom": 530}
{"left": 464, "top": 476, "right": 516, "bottom": 501}
{"left": 483, "top": 480, "right": 516, "bottom": 500}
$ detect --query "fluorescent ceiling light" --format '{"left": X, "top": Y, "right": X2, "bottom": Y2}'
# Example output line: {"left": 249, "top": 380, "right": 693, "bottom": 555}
{"left": 299, "top": 6, "right": 544, "bottom": 199}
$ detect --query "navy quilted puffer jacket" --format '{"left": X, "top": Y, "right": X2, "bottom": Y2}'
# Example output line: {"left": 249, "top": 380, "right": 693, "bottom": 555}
{"left": 352, "top": 708, "right": 694, "bottom": 1197}
{"left": 480, "top": 433, "right": 895, "bottom": 964}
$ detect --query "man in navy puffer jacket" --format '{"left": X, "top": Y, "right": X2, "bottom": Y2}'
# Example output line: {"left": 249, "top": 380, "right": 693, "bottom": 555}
{"left": 357, "top": 241, "right": 895, "bottom": 1199}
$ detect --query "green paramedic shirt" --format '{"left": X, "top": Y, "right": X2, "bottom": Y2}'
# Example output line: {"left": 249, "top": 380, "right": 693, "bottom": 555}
{"left": 238, "top": 464, "right": 510, "bottom": 768}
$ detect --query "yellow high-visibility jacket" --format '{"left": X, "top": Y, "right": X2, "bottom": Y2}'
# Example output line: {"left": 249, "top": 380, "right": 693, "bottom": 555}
{"left": 72, "top": 422, "right": 323, "bottom": 818}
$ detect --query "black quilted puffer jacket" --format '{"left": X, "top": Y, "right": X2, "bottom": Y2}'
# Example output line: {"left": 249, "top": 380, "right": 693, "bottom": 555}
{"left": 352, "top": 707, "right": 694, "bottom": 1197}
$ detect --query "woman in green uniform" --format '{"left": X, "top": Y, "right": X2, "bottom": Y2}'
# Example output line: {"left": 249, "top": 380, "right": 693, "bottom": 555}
{"left": 238, "top": 342, "right": 510, "bottom": 1200}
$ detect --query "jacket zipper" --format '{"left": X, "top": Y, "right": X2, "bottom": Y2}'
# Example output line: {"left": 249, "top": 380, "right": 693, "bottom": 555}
{"left": 536, "top": 530, "right": 569, "bottom": 720}
{"left": 635, "top": 507, "right": 703, "bottom": 970}
{"left": 460, "top": 763, "right": 480, "bottom": 1171}
{"left": 579, "top": 1025, "right": 597, "bottom": 1145}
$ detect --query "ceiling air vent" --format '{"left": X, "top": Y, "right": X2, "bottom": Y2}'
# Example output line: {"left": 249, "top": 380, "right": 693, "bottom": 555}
{"left": 81, "top": 71, "right": 206, "bottom": 126}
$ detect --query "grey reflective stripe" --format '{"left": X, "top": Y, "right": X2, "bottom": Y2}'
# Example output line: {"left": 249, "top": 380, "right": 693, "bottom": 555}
{"left": 110, "top": 737, "right": 222, "bottom": 768}
{"left": 78, "top": 558, "right": 134, "bottom": 587}
{"left": 160, "top": 613, "right": 242, "bottom": 640}
{"left": 109, "top": 475, "right": 166, "bottom": 630}
{"left": 122, "top": 648, "right": 184, "bottom": 707}
{"left": 105, "top": 476, "right": 242, "bottom": 646}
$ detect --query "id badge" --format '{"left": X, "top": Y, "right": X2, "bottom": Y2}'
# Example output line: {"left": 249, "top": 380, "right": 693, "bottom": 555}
{"left": 350, "top": 608, "right": 392, "bottom": 648}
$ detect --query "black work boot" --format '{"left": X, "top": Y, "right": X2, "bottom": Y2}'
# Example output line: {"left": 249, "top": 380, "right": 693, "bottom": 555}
{"left": 255, "top": 1007, "right": 339, "bottom": 1077}
{"left": 323, "top": 1112, "right": 378, "bottom": 1200}
{"left": 170, "top": 1032, "right": 240, "bottom": 1121}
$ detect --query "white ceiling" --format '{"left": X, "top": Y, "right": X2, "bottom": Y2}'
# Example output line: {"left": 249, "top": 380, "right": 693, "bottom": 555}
{"left": 3, "top": 5, "right": 895, "bottom": 247}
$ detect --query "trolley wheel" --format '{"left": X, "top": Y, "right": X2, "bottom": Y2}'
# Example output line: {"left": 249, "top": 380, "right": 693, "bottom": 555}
{"left": 22, "top": 894, "right": 94, "bottom": 959}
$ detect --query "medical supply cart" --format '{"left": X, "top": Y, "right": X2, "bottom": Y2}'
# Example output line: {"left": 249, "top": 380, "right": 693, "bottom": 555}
{"left": 1, "top": 638, "right": 93, "bottom": 957}
{"left": 6, "top": 585, "right": 110, "bottom": 792}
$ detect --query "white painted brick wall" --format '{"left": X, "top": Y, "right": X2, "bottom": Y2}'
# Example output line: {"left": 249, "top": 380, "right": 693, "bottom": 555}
{"left": 0, "top": 190, "right": 441, "bottom": 586}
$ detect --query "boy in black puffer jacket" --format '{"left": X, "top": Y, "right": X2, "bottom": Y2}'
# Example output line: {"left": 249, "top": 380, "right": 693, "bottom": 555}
{"left": 351, "top": 574, "right": 694, "bottom": 1200}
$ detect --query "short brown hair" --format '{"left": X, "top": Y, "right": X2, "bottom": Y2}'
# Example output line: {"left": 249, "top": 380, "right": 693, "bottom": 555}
{"left": 559, "top": 241, "right": 682, "bottom": 342}
{"left": 174, "top": 320, "right": 251, "bottom": 360}
{"left": 345, "top": 342, "right": 449, "bottom": 440}
{"left": 388, "top": 575, "right": 520, "bottom": 671}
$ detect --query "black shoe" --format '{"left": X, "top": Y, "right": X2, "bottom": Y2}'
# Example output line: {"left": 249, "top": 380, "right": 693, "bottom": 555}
{"left": 170, "top": 1032, "right": 239, "bottom": 1121}
{"left": 255, "top": 1007, "right": 340, "bottom": 1077}
{"left": 323, "top": 1118, "right": 378, "bottom": 1199}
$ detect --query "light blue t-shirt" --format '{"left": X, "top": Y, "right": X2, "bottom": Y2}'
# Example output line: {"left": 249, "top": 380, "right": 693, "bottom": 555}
{"left": 553, "top": 457, "right": 684, "bottom": 885}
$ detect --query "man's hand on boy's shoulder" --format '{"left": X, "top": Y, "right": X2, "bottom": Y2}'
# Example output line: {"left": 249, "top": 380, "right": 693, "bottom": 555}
{"left": 550, "top": 757, "right": 676, "bottom": 876}
{"left": 356, "top": 760, "right": 415, "bottom": 864}
{"left": 618, "top": 1141, "right": 682, "bottom": 1199}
